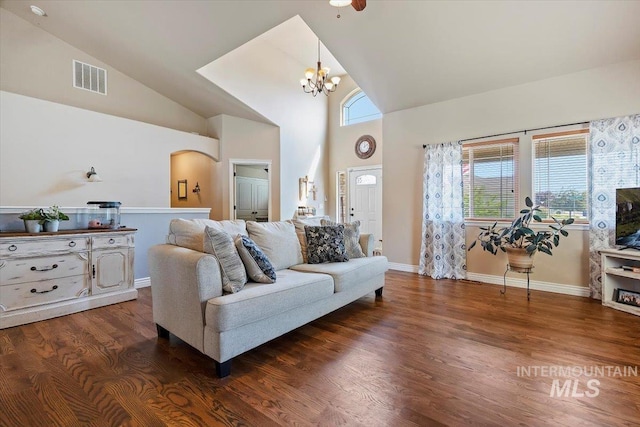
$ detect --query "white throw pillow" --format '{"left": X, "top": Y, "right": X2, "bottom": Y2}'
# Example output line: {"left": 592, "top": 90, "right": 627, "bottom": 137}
{"left": 246, "top": 221, "right": 303, "bottom": 270}
{"left": 203, "top": 226, "right": 247, "bottom": 293}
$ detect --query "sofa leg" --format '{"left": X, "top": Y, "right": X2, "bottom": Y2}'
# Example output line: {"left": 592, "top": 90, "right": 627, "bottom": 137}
{"left": 216, "top": 360, "right": 232, "bottom": 378}
{"left": 156, "top": 323, "right": 170, "bottom": 339}
{"left": 375, "top": 287, "right": 383, "bottom": 297}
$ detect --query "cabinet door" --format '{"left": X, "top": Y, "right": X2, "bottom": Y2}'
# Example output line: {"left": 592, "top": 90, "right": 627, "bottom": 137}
{"left": 92, "top": 249, "right": 132, "bottom": 295}
{"left": 236, "top": 178, "right": 255, "bottom": 220}
{"left": 255, "top": 180, "right": 269, "bottom": 219}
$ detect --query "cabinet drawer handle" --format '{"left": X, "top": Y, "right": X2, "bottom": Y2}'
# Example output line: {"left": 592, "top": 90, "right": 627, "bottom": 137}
{"left": 8, "top": 245, "right": 17, "bottom": 252}
{"left": 31, "top": 264, "right": 58, "bottom": 272}
{"left": 69, "top": 241, "right": 76, "bottom": 247}
{"left": 31, "top": 285, "right": 58, "bottom": 294}
{"left": 108, "top": 238, "right": 115, "bottom": 244}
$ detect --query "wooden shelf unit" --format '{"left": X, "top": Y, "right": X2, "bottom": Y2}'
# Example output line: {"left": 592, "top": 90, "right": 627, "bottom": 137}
{"left": 600, "top": 248, "right": 640, "bottom": 316}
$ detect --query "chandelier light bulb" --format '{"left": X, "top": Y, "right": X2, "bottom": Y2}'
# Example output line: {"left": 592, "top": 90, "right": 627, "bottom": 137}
{"left": 300, "top": 78, "right": 307, "bottom": 87}
{"left": 331, "top": 76, "right": 341, "bottom": 85}
{"left": 305, "top": 68, "right": 315, "bottom": 79}
{"left": 329, "top": 0, "right": 352, "bottom": 7}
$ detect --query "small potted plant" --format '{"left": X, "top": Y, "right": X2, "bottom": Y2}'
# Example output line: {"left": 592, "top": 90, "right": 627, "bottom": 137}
{"left": 18, "top": 208, "right": 45, "bottom": 233}
{"left": 468, "top": 196, "right": 575, "bottom": 272}
{"left": 41, "top": 205, "right": 70, "bottom": 232}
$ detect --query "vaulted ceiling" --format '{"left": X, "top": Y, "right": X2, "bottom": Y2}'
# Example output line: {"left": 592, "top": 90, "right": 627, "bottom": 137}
{"left": 2, "top": 0, "right": 639, "bottom": 123}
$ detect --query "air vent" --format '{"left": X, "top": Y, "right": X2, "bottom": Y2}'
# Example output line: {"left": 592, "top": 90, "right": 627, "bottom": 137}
{"left": 73, "top": 60, "right": 107, "bottom": 95}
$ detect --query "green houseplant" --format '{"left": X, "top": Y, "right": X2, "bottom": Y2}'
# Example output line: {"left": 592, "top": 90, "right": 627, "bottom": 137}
{"left": 41, "top": 205, "right": 69, "bottom": 232}
{"left": 468, "top": 196, "right": 575, "bottom": 271}
{"left": 18, "top": 208, "right": 45, "bottom": 233}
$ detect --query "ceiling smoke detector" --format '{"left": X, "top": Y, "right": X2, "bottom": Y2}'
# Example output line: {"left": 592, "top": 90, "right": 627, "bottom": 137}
{"left": 30, "top": 5, "right": 47, "bottom": 17}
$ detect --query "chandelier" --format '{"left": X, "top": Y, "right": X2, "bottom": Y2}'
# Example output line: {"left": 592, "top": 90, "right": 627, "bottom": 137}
{"left": 300, "top": 39, "right": 341, "bottom": 97}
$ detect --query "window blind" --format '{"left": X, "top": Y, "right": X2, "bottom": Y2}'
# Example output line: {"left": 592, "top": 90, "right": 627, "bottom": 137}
{"left": 533, "top": 130, "right": 588, "bottom": 221}
{"left": 463, "top": 138, "right": 518, "bottom": 219}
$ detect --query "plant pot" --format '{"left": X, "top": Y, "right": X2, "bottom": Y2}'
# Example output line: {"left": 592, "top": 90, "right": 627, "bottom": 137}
{"left": 24, "top": 220, "right": 42, "bottom": 233}
{"left": 505, "top": 247, "right": 536, "bottom": 272}
{"left": 43, "top": 220, "right": 60, "bottom": 232}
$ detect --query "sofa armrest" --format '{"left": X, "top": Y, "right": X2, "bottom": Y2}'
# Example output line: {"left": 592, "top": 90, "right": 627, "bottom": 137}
{"left": 359, "top": 234, "right": 375, "bottom": 257}
{"left": 148, "top": 244, "right": 223, "bottom": 352}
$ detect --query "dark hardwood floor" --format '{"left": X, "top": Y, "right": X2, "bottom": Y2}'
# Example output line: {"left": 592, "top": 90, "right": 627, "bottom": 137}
{"left": 1, "top": 271, "right": 639, "bottom": 426}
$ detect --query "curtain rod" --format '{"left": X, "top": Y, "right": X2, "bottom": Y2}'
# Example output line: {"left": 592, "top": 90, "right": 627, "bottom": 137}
{"left": 422, "top": 120, "right": 589, "bottom": 148}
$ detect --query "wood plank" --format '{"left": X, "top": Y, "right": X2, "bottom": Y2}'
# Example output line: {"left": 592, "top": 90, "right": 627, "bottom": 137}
{"left": 0, "top": 271, "right": 639, "bottom": 425}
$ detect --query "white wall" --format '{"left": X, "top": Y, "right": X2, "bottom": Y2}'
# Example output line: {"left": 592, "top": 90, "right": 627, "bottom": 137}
{"left": 198, "top": 19, "right": 329, "bottom": 219}
{"left": 0, "top": 91, "right": 219, "bottom": 207}
{"left": 383, "top": 60, "right": 640, "bottom": 287}
{"left": 207, "top": 115, "right": 280, "bottom": 221}
{"left": 0, "top": 8, "right": 207, "bottom": 134}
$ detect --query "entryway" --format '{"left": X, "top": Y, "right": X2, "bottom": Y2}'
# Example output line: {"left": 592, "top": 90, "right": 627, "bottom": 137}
{"left": 347, "top": 165, "right": 382, "bottom": 247}
{"left": 229, "top": 159, "right": 272, "bottom": 222}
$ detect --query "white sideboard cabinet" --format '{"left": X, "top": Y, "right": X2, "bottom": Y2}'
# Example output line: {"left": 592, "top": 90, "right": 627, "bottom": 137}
{"left": 0, "top": 228, "right": 137, "bottom": 329}
{"left": 600, "top": 248, "right": 640, "bottom": 317}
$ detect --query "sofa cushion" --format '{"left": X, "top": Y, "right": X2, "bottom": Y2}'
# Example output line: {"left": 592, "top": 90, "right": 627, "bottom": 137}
{"left": 167, "top": 218, "right": 247, "bottom": 252}
{"left": 291, "top": 216, "right": 329, "bottom": 263}
{"left": 290, "top": 256, "right": 388, "bottom": 292}
{"left": 246, "top": 221, "right": 303, "bottom": 270}
{"left": 204, "top": 226, "right": 247, "bottom": 293}
{"left": 305, "top": 225, "right": 349, "bottom": 264}
{"left": 234, "top": 234, "right": 276, "bottom": 284}
{"left": 166, "top": 218, "right": 206, "bottom": 252}
{"left": 205, "top": 269, "right": 334, "bottom": 332}
{"left": 194, "top": 219, "right": 248, "bottom": 237}
{"left": 321, "top": 219, "right": 366, "bottom": 259}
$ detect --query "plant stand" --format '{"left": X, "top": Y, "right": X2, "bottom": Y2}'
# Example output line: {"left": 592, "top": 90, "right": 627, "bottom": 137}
{"left": 502, "top": 264, "right": 533, "bottom": 301}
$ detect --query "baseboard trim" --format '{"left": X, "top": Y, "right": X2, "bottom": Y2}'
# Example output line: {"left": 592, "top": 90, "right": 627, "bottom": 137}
{"left": 387, "top": 264, "right": 589, "bottom": 297}
{"left": 388, "top": 262, "right": 419, "bottom": 273}
{"left": 134, "top": 277, "right": 151, "bottom": 288}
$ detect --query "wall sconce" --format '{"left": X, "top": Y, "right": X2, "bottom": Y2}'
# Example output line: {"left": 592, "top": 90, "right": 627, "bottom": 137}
{"left": 86, "top": 167, "right": 102, "bottom": 182}
{"left": 192, "top": 182, "right": 201, "bottom": 194}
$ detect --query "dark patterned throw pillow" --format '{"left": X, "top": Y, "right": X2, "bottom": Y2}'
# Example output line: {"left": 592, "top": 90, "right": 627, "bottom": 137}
{"left": 234, "top": 235, "right": 277, "bottom": 283}
{"left": 321, "top": 219, "right": 365, "bottom": 259}
{"left": 304, "top": 225, "right": 349, "bottom": 264}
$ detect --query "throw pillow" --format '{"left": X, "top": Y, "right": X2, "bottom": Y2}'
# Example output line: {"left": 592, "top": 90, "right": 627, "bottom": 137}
{"left": 234, "top": 235, "right": 276, "bottom": 284}
{"left": 203, "top": 226, "right": 247, "bottom": 293}
{"left": 246, "top": 221, "right": 303, "bottom": 270}
{"left": 321, "top": 219, "right": 366, "bottom": 259}
{"left": 292, "top": 216, "right": 329, "bottom": 263}
{"left": 304, "top": 225, "right": 349, "bottom": 264}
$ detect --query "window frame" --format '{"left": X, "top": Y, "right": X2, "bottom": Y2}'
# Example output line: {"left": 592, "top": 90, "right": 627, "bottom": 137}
{"left": 531, "top": 129, "right": 589, "bottom": 224}
{"left": 340, "top": 88, "right": 382, "bottom": 127}
{"left": 463, "top": 137, "right": 520, "bottom": 221}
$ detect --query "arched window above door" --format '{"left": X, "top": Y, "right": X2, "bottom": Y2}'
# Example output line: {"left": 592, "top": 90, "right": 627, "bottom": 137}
{"left": 341, "top": 89, "right": 382, "bottom": 126}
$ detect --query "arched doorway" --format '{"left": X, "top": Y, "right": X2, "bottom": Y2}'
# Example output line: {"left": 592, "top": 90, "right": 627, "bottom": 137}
{"left": 170, "top": 151, "right": 216, "bottom": 217}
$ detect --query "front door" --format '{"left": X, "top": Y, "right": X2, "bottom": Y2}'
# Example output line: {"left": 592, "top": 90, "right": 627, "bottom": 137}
{"left": 348, "top": 166, "right": 382, "bottom": 246}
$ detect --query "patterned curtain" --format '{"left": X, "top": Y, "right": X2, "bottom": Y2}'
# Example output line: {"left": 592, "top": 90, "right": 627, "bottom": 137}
{"left": 419, "top": 141, "right": 466, "bottom": 279}
{"left": 589, "top": 114, "right": 640, "bottom": 299}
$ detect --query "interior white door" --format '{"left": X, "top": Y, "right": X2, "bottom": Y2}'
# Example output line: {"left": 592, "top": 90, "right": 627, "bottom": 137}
{"left": 255, "top": 180, "right": 269, "bottom": 220}
{"left": 235, "top": 177, "right": 254, "bottom": 220}
{"left": 348, "top": 167, "right": 382, "bottom": 245}
{"left": 235, "top": 176, "right": 269, "bottom": 221}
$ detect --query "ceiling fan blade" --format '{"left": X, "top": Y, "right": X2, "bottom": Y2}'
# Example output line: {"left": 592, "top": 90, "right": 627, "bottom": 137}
{"left": 352, "top": 0, "right": 366, "bottom": 11}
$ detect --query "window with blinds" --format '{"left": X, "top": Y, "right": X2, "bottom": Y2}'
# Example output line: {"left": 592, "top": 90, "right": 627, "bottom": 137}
{"left": 533, "top": 130, "right": 588, "bottom": 221}
{"left": 463, "top": 138, "right": 518, "bottom": 219}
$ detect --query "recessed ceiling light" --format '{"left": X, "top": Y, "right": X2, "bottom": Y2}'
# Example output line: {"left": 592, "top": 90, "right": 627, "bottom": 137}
{"left": 30, "top": 5, "right": 47, "bottom": 17}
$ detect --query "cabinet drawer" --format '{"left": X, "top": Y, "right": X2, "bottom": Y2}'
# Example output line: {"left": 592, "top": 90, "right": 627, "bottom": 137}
{"left": 0, "top": 275, "right": 88, "bottom": 312}
{"left": 0, "top": 253, "right": 89, "bottom": 286}
{"left": 92, "top": 235, "right": 133, "bottom": 250}
{"left": 0, "top": 237, "right": 89, "bottom": 257}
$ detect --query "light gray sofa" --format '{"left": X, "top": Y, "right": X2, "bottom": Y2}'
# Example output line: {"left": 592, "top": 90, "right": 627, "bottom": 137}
{"left": 148, "top": 218, "right": 388, "bottom": 377}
